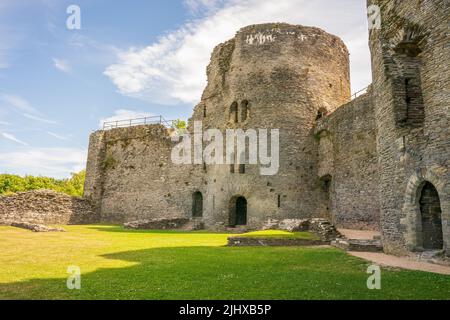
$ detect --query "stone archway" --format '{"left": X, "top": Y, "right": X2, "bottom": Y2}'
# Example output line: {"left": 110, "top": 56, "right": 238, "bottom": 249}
{"left": 402, "top": 166, "right": 449, "bottom": 253}
{"left": 229, "top": 196, "right": 247, "bottom": 227}
{"left": 419, "top": 182, "right": 443, "bottom": 249}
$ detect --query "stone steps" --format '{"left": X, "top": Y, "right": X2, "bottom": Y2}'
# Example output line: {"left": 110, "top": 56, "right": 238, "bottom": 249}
{"left": 331, "top": 238, "right": 383, "bottom": 252}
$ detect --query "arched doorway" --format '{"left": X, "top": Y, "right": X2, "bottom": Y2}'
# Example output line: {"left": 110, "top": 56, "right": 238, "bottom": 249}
{"left": 229, "top": 196, "right": 247, "bottom": 227}
{"left": 192, "top": 191, "right": 203, "bottom": 217}
{"left": 402, "top": 167, "right": 449, "bottom": 254}
{"left": 419, "top": 182, "right": 443, "bottom": 250}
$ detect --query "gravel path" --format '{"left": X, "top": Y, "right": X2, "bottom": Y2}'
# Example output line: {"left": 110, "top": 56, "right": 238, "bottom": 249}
{"left": 349, "top": 252, "right": 450, "bottom": 275}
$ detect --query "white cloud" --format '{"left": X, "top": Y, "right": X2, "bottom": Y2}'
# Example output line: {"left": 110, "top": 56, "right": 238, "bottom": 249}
{"left": 0, "top": 147, "right": 86, "bottom": 178}
{"left": 0, "top": 93, "right": 60, "bottom": 124}
{"left": 0, "top": 93, "right": 37, "bottom": 113}
{"left": 99, "top": 109, "right": 155, "bottom": 128}
{"left": 0, "top": 120, "right": 10, "bottom": 126}
{"left": 52, "top": 58, "right": 71, "bottom": 73}
{"left": 183, "top": 0, "right": 226, "bottom": 14}
{"left": 46, "top": 131, "right": 69, "bottom": 141}
{"left": 22, "top": 113, "right": 59, "bottom": 125}
{"left": 105, "top": 0, "right": 371, "bottom": 105}
{"left": 1, "top": 132, "right": 28, "bottom": 146}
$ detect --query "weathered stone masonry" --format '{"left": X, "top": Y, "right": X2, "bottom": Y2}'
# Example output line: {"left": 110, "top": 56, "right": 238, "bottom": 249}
{"left": 85, "top": 1, "right": 449, "bottom": 256}
{"left": 0, "top": 190, "right": 98, "bottom": 225}
{"left": 315, "top": 87, "right": 380, "bottom": 230}
{"left": 84, "top": 124, "right": 203, "bottom": 223}
{"left": 368, "top": 0, "right": 450, "bottom": 255}
{"left": 190, "top": 24, "right": 351, "bottom": 229}
{"left": 85, "top": 23, "right": 353, "bottom": 230}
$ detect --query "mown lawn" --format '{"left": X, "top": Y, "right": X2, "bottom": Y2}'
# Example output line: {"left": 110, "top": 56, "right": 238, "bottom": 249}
{"left": 0, "top": 225, "right": 449, "bottom": 300}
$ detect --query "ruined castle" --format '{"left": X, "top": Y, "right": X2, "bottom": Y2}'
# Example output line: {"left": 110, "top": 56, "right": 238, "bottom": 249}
{"left": 84, "top": 0, "right": 449, "bottom": 256}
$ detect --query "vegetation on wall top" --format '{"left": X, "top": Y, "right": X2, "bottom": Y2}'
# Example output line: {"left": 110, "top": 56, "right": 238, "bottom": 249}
{"left": 0, "top": 170, "right": 86, "bottom": 197}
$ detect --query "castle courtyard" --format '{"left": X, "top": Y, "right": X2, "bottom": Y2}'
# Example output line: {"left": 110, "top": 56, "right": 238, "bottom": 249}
{"left": 0, "top": 0, "right": 448, "bottom": 305}
{"left": 0, "top": 224, "right": 449, "bottom": 300}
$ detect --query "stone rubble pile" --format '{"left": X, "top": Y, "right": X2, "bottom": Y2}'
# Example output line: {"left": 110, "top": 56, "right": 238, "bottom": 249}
{"left": 10, "top": 221, "right": 65, "bottom": 232}
{"left": 308, "top": 218, "right": 342, "bottom": 241}
{"left": 124, "top": 218, "right": 192, "bottom": 230}
{"left": 263, "top": 218, "right": 341, "bottom": 241}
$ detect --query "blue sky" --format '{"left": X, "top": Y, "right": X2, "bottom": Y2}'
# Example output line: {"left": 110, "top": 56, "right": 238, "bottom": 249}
{"left": 0, "top": 0, "right": 372, "bottom": 178}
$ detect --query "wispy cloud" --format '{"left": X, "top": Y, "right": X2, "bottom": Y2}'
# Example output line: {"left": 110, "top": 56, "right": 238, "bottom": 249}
{"left": 22, "top": 113, "right": 59, "bottom": 125}
{"left": 45, "top": 131, "right": 87, "bottom": 151}
{"left": 0, "top": 93, "right": 60, "bottom": 124}
{"left": 183, "top": 0, "right": 227, "bottom": 14}
{"left": 99, "top": 109, "right": 154, "bottom": 128}
{"left": 1, "top": 132, "right": 28, "bottom": 146}
{"left": 46, "top": 131, "right": 69, "bottom": 141}
{"left": 52, "top": 58, "right": 71, "bottom": 73}
{"left": 0, "top": 147, "right": 86, "bottom": 178}
{"left": 105, "top": 0, "right": 371, "bottom": 105}
{"left": 0, "top": 93, "right": 37, "bottom": 114}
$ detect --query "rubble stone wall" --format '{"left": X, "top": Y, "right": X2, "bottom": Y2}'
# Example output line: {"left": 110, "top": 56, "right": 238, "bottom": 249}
{"left": 369, "top": 0, "right": 450, "bottom": 255}
{"left": 84, "top": 125, "right": 204, "bottom": 223}
{"left": 315, "top": 88, "right": 380, "bottom": 230}
{"left": 0, "top": 190, "right": 98, "bottom": 225}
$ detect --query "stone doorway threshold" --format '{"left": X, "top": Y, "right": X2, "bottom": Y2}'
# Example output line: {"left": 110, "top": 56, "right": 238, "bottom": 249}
{"left": 349, "top": 252, "right": 450, "bottom": 275}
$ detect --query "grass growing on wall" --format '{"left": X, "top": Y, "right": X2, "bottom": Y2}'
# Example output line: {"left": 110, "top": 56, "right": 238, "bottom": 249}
{"left": 0, "top": 170, "right": 85, "bottom": 197}
{"left": 0, "top": 225, "right": 449, "bottom": 300}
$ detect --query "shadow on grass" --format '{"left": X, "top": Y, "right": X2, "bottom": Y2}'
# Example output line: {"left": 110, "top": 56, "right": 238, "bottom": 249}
{"left": 1, "top": 243, "right": 449, "bottom": 300}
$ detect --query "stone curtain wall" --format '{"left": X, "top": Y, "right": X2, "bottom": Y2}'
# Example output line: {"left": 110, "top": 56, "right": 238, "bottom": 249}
{"left": 315, "top": 89, "right": 380, "bottom": 230}
{"left": 369, "top": 0, "right": 450, "bottom": 255}
{"left": 84, "top": 125, "right": 204, "bottom": 223}
{"left": 0, "top": 190, "right": 98, "bottom": 225}
{"left": 84, "top": 128, "right": 107, "bottom": 213}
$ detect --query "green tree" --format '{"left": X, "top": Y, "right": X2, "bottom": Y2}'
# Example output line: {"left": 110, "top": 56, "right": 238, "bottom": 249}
{"left": 0, "top": 170, "right": 86, "bottom": 197}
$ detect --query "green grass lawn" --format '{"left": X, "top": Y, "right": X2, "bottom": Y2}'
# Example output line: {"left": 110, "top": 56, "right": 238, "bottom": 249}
{"left": 0, "top": 225, "right": 449, "bottom": 300}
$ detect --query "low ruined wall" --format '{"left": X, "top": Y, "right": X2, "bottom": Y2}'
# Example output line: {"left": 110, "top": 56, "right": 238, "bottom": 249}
{"left": 227, "top": 237, "right": 326, "bottom": 247}
{"left": 0, "top": 190, "right": 99, "bottom": 225}
{"left": 315, "top": 89, "right": 380, "bottom": 230}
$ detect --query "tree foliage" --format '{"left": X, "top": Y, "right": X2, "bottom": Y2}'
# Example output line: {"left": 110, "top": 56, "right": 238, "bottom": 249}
{"left": 0, "top": 170, "right": 86, "bottom": 197}
{"left": 172, "top": 119, "right": 187, "bottom": 130}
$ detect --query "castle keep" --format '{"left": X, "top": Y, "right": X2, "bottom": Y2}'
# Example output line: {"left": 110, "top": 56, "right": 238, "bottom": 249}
{"left": 84, "top": 0, "right": 449, "bottom": 256}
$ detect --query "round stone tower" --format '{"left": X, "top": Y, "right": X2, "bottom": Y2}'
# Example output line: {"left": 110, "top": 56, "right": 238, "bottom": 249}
{"left": 190, "top": 23, "right": 351, "bottom": 229}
